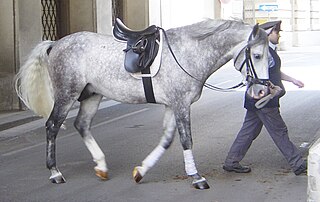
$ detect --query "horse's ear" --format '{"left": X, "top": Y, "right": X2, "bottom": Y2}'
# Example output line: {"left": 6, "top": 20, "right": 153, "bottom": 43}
{"left": 252, "top": 23, "right": 259, "bottom": 38}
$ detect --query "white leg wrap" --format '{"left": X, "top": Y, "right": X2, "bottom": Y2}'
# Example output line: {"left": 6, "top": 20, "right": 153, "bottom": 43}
{"left": 183, "top": 149, "right": 198, "bottom": 176}
{"left": 140, "top": 145, "right": 166, "bottom": 176}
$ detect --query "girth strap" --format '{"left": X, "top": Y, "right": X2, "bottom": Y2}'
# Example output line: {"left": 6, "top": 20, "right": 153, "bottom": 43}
{"left": 141, "top": 67, "right": 156, "bottom": 103}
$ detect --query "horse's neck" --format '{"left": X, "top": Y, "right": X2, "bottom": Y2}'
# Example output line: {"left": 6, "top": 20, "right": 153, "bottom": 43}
{"left": 201, "top": 28, "right": 250, "bottom": 77}
{"left": 165, "top": 23, "right": 251, "bottom": 84}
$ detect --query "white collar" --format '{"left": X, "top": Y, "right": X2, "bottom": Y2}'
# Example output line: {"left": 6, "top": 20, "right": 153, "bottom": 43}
{"left": 269, "top": 42, "right": 277, "bottom": 50}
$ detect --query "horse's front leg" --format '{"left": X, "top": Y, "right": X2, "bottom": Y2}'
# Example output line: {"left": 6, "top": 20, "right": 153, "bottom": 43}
{"left": 175, "top": 106, "right": 210, "bottom": 190}
{"left": 133, "top": 106, "right": 176, "bottom": 182}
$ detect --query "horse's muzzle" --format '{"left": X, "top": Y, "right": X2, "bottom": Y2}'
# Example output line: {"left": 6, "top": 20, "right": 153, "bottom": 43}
{"left": 245, "top": 77, "right": 270, "bottom": 99}
{"left": 246, "top": 83, "right": 269, "bottom": 99}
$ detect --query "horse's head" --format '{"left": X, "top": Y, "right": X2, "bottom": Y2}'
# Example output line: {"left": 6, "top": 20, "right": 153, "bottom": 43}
{"left": 234, "top": 24, "right": 269, "bottom": 99}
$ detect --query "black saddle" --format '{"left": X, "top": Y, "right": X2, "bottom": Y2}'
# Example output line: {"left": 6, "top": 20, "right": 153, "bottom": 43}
{"left": 113, "top": 18, "right": 161, "bottom": 73}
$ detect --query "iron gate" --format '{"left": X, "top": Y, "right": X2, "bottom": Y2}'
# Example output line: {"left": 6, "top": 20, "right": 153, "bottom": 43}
{"left": 41, "top": 0, "right": 57, "bottom": 40}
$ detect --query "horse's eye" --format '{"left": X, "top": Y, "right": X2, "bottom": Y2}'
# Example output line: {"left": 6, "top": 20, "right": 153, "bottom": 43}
{"left": 253, "top": 54, "right": 261, "bottom": 59}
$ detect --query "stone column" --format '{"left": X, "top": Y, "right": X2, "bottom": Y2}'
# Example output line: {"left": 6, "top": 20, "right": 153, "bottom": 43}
{"left": 0, "top": 0, "right": 42, "bottom": 111}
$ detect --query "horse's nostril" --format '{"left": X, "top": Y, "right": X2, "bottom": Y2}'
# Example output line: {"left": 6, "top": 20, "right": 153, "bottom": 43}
{"left": 259, "top": 90, "right": 266, "bottom": 97}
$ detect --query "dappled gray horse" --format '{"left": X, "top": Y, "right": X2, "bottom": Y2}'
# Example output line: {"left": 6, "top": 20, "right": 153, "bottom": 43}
{"left": 15, "top": 19, "right": 269, "bottom": 189}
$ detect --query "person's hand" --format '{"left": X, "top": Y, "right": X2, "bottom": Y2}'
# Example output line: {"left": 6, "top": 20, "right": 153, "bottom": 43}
{"left": 292, "top": 79, "right": 304, "bottom": 88}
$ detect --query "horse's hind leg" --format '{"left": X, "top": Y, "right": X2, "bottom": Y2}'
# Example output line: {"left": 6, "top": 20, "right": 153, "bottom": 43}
{"left": 46, "top": 99, "right": 75, "bottom": 183}
{"left": 133, "top": 106, "right": 176, "bottom": 182}
{"left": 74, "top": 94, "right": 108, "bottom": 180}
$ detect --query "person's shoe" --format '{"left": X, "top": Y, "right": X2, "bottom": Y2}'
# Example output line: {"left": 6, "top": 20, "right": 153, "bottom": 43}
{"left": 294, "top": 160, "right": 307, "bottom": 176}
{"left": 223, "top": 164, "right": 251, "bottom": 173}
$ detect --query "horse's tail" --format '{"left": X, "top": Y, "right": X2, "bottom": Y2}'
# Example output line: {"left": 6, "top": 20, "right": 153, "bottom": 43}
{"left": 14, "top": 41, "right": 55, "bottom": 118}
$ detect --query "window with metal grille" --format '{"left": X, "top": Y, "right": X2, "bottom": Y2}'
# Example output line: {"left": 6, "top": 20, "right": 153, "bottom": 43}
{"left": 41, "top": 0, "right": 58, "bottom": 40}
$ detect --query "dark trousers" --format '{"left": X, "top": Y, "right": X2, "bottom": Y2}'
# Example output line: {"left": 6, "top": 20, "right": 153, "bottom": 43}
{"left": 225, "top": 107, "right": 304, "bottom": 171}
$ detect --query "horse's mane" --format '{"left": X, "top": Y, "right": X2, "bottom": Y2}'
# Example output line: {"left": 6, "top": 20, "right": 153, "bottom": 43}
{"left": 185, "top": 19, "right": 249, "bottom": 40}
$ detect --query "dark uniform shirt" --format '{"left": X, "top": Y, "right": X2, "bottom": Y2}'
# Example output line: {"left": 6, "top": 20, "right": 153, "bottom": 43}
{"left": 244, "top": 46, "right": 286, "bottom": 111}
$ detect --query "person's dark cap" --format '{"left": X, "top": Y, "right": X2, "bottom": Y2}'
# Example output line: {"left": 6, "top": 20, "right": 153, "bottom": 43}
{"left": 259, "top": 20, "right": 282, "bottom": 33}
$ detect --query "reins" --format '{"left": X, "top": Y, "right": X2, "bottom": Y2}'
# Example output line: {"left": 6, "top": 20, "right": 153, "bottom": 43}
{"left": 160, "top": 27, "right": 247, "bottom": 92}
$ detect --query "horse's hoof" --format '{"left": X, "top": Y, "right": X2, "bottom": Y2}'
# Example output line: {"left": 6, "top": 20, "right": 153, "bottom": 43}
{"left": 133, "top": 167, "right": 143, "bottom": 183}
{"left": 95, "top": 168, "right": 109, "bottom": 180}
{"left": 49, "top": 174, "right": 66, "bottom": 184}
{"left": 192, "top": 178, "right": 210, "bottom": 190}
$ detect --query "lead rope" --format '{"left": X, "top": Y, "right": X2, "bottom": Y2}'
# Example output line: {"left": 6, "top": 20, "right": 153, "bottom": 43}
{"left": 159, "top": 28, "right": 246, "bottom": 92}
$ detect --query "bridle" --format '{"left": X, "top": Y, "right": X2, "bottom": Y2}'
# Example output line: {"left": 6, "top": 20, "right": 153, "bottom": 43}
{"left": 161, "top": 27, "right": 269, "bottom": 92}
{"left": 234, "top": 33, "right": 269, "bottom": 89}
